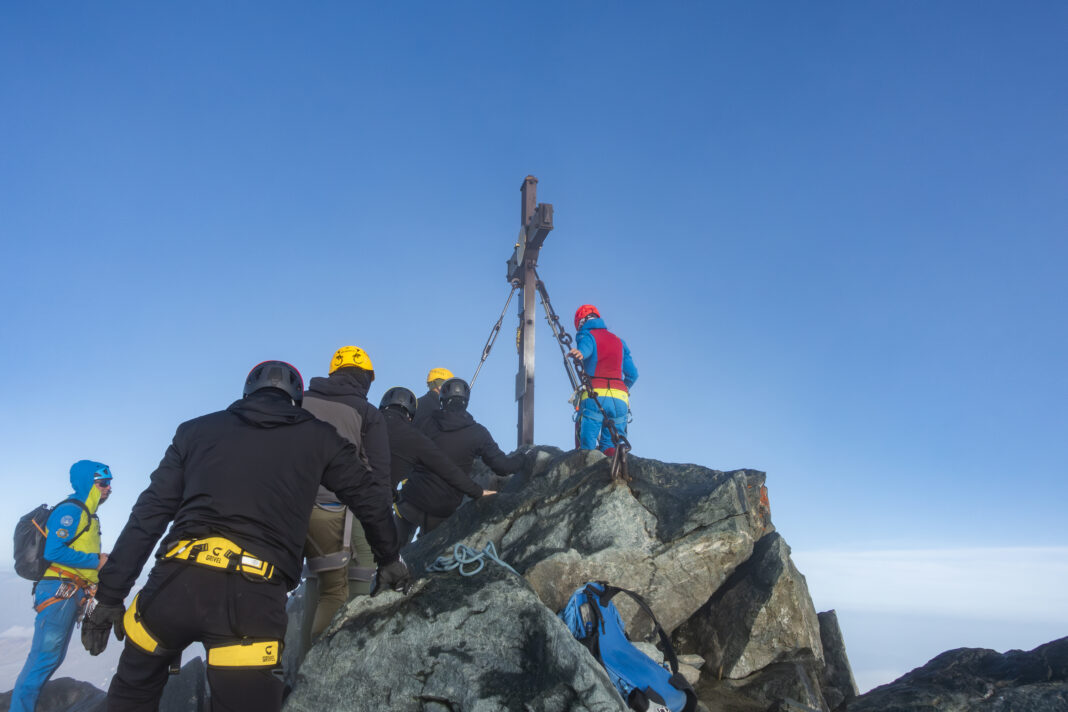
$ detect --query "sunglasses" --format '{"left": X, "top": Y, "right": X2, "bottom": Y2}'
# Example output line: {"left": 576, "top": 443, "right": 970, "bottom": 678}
{"left": 95, "top": 478, "right": 112, "bottom": 487}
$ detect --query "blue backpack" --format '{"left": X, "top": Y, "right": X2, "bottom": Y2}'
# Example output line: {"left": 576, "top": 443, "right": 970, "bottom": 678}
{"left": 560, "top": 582, "right": 698, "bottom": 712}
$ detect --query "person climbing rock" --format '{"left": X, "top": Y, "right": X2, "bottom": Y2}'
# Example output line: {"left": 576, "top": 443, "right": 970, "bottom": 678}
{"left": 395, "top": 378, "right": 517, "bottom": 542}
{"left": 10, "top": 461, "right": 113, "bottom": 712}
{"left": 379, "top": 385, "right": 488, "bottom": 492}
{"left": 82, "top": 361, "right": 407, "bottom": 712}
{"left": 413, "top": 366, "right": 453, "bottom": 427}
{"left": 568, "top": 304, "right": 638, "bottom": 455}
{"left": 300, "top": 346, "right": 391, "bottom": 642}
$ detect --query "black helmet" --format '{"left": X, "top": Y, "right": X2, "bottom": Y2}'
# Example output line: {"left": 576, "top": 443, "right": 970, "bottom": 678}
{"left": 244, "top": 360, "right": 304, "bottom": 405}
{"left": 438, "top": 377, "right": 470, "bottom": 411}
{"left": 380, "top": 386, "right": 418, "bottom": 420}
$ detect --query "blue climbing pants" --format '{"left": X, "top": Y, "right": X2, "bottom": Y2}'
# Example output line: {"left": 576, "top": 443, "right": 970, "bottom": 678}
{"left": 10, "top": 580, "right": 89, "bottom": 712}
{"left": 576, "top": 395, "right": 629, "bottom": 451}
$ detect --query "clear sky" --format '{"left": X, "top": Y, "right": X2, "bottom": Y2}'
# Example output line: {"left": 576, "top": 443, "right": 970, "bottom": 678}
{"left": 2, "top": 1, "right": 1066, "bottom": 693}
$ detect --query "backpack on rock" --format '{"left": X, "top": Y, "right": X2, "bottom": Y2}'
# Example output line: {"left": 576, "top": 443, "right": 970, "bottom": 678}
{"left": 560, "top": 581, "right": 697, "bottom": 712}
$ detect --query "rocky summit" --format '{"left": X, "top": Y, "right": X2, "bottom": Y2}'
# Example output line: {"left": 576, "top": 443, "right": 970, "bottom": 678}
{"left": 9, "top": 447, "right": 1067, "bottom": 712}
{"left": 285, "top": 447, "right": 849, "bottom": 711}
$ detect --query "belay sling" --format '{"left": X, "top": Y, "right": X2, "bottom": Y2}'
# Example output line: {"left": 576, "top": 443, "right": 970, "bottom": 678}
{"left": 560, "top": 581, "right": 697, "bottom": 712}
{"left": 13, "top": 499, "right": 92, "bottom": 581}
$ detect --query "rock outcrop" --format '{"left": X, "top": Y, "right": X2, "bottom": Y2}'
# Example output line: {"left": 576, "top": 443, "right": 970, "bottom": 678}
{"left": 288, "top": 447, "right": 839, "bottom": 711}
{"left": 842, "top": 636, "right": 1068, "bottom": 712}
{"left": 0, "top": 678, "right": 104, "bottom": 712}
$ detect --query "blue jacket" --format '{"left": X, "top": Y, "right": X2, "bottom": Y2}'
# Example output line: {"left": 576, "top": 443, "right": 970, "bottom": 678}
{"left": 44, "top": 460, "right": 105, "bottom": 573}
{"left": 575, "top": 317, "right": 638, "bottom": 389}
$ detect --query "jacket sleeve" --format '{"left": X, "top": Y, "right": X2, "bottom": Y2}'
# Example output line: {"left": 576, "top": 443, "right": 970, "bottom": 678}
{"left": 44, "top": 503, "right": 99, "bottom": 570}
{"left": 414, "top": 430, "right": 483, "bottom": 499}
{"left": 96, "top": 438, "right": 187, "bottom": 604}
{"left": 362, "top": 409, "right": 392, "bottom": 492}
{"left": 477, "top": 425, "right": 524, "bottom": 476}
{"left": 576, "top": 330, "right": 595, "bottom": 361}
{"left": 322, "top": 441, "right": 401, "bottom": 567}
{"left": 622, "top": 339, "right": 638, "bottom": 388}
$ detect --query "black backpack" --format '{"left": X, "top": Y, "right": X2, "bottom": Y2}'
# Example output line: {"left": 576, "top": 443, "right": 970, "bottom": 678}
{"left": 13, "top": 499, "right": 92, "bottom": 581}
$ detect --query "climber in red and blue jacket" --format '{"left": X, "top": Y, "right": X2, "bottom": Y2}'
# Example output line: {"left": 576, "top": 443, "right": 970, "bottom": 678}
{"left": 568, "top": 304, "right": 638, "bottom": 455}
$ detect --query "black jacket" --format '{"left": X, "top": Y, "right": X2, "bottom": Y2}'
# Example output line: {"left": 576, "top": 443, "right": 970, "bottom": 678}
{"left": 402, "top": 409, "right": 522, "bottom": 518}
{"left": 413, "top": 390, "right": 439, "bottom": 428}
{"left": 97, "top": 391, "right": 399, "bottom": 603}
{"left": 381, "top": 407, "right": 480, "bottom": 495}
{"left": 304, "top": 369, "right": 391, "bottom": 493}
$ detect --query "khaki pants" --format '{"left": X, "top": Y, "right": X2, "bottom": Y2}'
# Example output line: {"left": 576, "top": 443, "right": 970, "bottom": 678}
{"left": 302, "top": 507, "right": 374, "bottom": 642}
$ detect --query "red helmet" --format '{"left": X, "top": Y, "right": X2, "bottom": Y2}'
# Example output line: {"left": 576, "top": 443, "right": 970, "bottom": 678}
{"left": 574, "top": 304, "right": 600, "bottom": 329}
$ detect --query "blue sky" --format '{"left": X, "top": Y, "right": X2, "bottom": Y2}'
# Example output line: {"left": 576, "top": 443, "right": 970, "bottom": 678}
{"left": 2, "top": 2, "right": 1066, "bottom": 693}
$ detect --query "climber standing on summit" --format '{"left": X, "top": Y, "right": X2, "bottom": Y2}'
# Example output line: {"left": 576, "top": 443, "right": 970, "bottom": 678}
{"left": 568, "top": 304, "right": 638, "bottom": 455}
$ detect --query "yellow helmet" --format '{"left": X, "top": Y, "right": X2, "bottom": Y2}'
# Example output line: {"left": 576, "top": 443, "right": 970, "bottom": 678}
{"left": 329, "top": 346, "right": 374, "bottom": 374}
{"left": 427, "top": 367, "right": 453, "bottom": 384}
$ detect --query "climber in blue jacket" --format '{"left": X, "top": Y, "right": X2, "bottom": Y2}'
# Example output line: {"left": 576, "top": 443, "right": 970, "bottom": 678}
{"left": 10, "top": 460, "right": 113, "bottom": 712}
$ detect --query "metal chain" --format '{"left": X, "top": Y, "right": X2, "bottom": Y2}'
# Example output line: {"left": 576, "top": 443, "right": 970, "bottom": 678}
{"left": 470, "top": 284, "right": 519, "bottom": 388}
{"left": 532, "top": 267, "right": 580, "bottom": 392}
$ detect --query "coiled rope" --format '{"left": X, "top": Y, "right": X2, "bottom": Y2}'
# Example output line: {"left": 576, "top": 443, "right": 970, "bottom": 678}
{"left": 426, "top": 542, "right": 519, "bottom": 577}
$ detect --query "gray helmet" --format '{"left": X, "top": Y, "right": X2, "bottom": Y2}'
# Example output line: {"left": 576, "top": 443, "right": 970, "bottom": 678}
{"left": 438, "top": 378, "right": 470, "bottom": 411}
{"left": 243, "top": 360, "right": 303, "bottom": 405}
{"left": 380, "top": 386, "right": 418, "bottom": 420}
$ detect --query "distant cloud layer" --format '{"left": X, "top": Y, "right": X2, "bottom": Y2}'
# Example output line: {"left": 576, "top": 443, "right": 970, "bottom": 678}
{"left": 793, "top": 547, "right": 1068, "bottom": 623}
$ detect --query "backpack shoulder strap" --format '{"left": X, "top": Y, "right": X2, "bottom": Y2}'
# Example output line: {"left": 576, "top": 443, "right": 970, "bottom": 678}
{"left": 597, "top": 583, "right": 682, "bottom": 675}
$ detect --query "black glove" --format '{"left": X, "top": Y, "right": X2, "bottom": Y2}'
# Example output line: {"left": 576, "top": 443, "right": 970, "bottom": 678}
{"left": 81, "top": 601, "right": 126, "bottom": 656}
{"left": 370, "top": 557, "right": 412, "bottom": 597}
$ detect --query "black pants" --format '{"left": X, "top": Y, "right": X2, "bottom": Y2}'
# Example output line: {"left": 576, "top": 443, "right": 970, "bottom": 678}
{"left": 107, "top": 561, "right": 287, "bottom": 712}
{"left": 394, "top": 500, "right": 446, "bottom": 544}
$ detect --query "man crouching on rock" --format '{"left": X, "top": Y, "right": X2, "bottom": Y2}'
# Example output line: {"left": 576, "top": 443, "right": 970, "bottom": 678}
{"left": 81, "top": 360, "right": 411, "bottom": 712}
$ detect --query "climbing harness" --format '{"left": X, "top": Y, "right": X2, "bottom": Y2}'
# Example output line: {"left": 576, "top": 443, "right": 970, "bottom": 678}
{"left": 162, "top": 536, "right": 278, "bottom": 582}
{"left": 426, "top": 542, "right": 519, "bottom": 577}
{"left": 470, "top": 284, "right": 519, "bottom": 388}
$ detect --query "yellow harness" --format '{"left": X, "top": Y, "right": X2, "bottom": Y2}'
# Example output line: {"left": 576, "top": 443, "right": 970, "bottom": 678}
{"left": 163, "top": 536, "right": 277, "bottom": 581}
{"left": 122, "top": 535, "right": 282, "bottom": 668}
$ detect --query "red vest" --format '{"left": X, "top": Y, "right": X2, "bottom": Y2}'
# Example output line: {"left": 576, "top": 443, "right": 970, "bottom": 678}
{"left": 590, "top": 329, "right": 628, "bottom": 392}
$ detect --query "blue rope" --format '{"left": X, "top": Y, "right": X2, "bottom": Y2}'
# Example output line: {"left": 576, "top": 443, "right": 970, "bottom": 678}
{"left": 426, "top": 542, "right": 519, "bottom": 577}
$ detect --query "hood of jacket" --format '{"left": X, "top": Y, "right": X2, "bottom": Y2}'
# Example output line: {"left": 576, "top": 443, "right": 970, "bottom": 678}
{"left": 578, "top": 316, "right": 608, "bottom": 333}
{"left": 307, "top": 368, "right": 372, "bottom": 400}
{"left": 431, "top": 409, "right": 476, "bottom": 432}
{"left": 227, "top": 391, "right": 316, "bottom": 429}
{"left": 68, "top": 459, "right": 107, "bottom": 502}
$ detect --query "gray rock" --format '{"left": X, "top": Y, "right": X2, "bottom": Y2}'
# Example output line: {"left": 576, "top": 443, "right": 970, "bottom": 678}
{"left": 284, "top": 566, "right": 627, "bottom": 712}
{"left": 816, "top": 611, "right": 856, "bottom": 711}
{"left": 692, "top": 660, "right": 828, "bottom": 712}
{"left": 0, "top": 677, "right": 105, "bottom": 712}
{"left": 406, "top": 448, "right": 770, "bottom": 639}
{"left": 673, "top": 532, "right": 824, "bottom": 681}
{"left": 842, "top": 636, "right": 1068, "bottom": 712}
